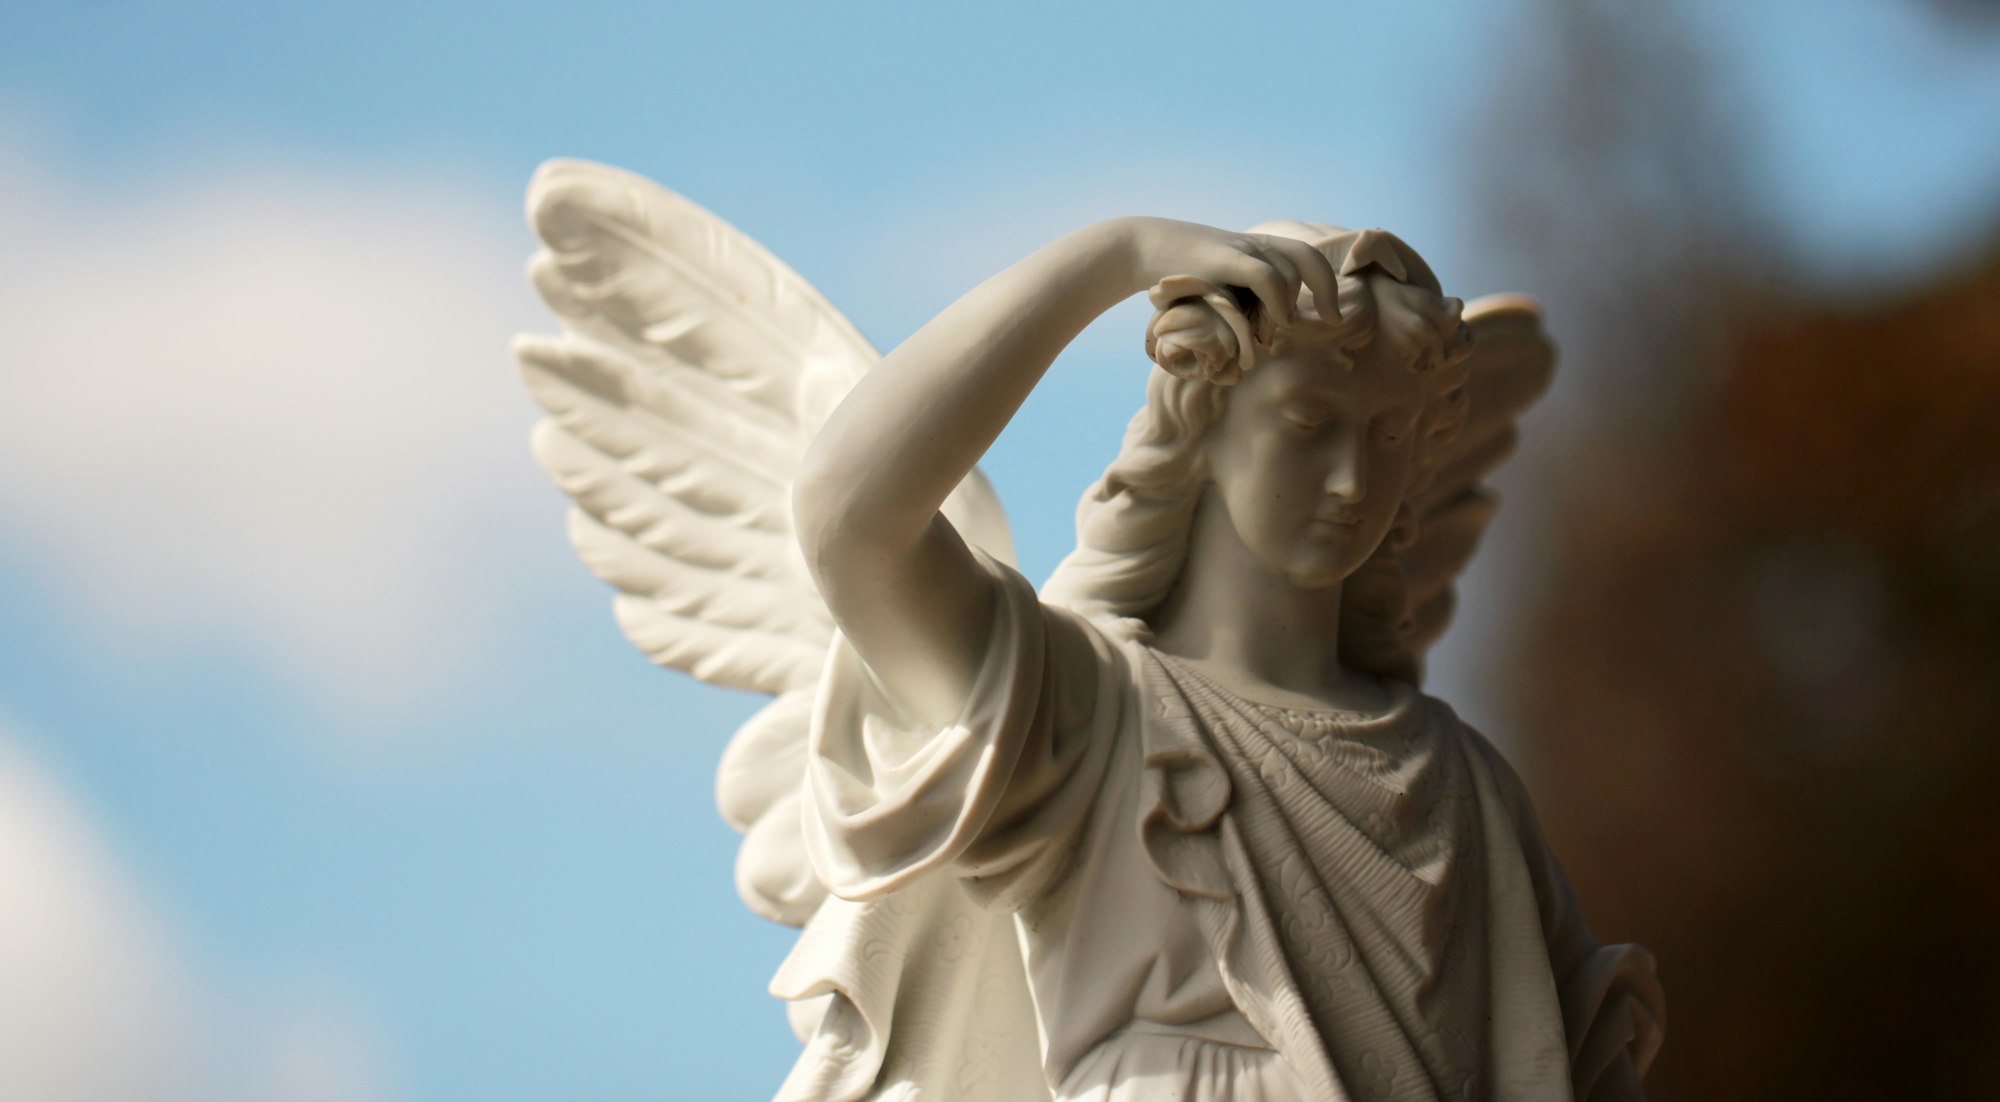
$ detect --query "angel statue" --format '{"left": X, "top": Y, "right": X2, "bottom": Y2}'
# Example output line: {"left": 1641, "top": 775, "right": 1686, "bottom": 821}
{"left": 516, "top": 159, "right": 1665, "bottom": 1102}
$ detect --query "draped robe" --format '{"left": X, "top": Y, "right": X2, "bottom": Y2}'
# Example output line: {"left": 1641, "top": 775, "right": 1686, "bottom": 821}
{"left": 785, "top": 553, "right": 1662, "bottom": 1102}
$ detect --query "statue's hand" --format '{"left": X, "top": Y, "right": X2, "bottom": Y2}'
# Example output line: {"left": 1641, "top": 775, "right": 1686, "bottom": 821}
{"left": 1114, "top": 216, "right": 1341, "bottom": 332}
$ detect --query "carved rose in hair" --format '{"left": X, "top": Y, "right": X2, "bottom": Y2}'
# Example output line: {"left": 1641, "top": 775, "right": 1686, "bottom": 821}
{"left": 1144, "top": 275, "right": 1259, "bottom": 386}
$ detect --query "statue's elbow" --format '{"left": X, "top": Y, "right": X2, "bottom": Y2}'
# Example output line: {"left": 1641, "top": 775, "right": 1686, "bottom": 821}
{"left": 790, "top": 458, "right": 841, "bottom": 581}
{"left": 790, "top": 452, "right": 878, "bottom": 594}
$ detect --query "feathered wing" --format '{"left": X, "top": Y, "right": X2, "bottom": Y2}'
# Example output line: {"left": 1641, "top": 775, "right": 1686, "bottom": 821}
{"left": 519, "top": 160, "right": 857, "bottom": 695}
{"left": 516, "top": 160, "right": 1037, "bottom": 1101}
{"left": 518, "top": 158, "right": 1014, "bottom": 919}
{"left": 1402, "top": 294, "right": 1557, "bottom": 662}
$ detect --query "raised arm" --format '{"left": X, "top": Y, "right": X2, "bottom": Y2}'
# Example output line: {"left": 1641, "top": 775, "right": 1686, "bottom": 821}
{"left": 792, "top": 218, "right": 1339, "bottom": 726}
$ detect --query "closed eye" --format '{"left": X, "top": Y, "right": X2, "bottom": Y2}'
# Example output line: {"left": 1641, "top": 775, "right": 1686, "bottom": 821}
{"left": 1278, "top": 400, "right": 1332, "bottom": 435}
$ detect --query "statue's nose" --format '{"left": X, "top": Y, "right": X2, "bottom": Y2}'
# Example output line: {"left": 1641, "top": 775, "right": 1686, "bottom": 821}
{"left": 1324, "top": 432, "right": 1367, "bottom": 503}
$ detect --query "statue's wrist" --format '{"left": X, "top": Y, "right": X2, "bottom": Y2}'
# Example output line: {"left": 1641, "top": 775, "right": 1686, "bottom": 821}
{"left": 1068, "top": 216, "right": 1151, "bottom": 300}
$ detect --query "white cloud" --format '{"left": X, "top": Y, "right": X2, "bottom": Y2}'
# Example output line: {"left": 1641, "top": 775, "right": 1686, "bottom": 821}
{"left": 0, "top": 719, "right": 398, "bottom": 1102}
{"left": 0, "top": 722, "right": 192, "bottom": 1102}
{"left": 0, "top": 137, "right": 553, "bottom": 732}
{"left": 225, "top": 982, "right": 396, "bottom": 1102}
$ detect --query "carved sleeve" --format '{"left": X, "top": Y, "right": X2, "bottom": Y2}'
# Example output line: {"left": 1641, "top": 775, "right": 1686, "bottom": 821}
{"left": 801, "top": 550, "right": 1124, "bottom": 912}
{"left": 1481, "top": 740, "right": 1667, "bottom": 1100}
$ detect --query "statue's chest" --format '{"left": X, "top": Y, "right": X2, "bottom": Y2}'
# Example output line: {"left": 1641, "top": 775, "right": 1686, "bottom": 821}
{"left": 1220, "top": 707, "right": 1472, "bottom": 886}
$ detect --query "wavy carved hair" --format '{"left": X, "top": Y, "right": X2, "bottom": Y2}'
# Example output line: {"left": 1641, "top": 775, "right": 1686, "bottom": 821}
{"left": 1041, "top": 224, "right": 1473, "bottom": 685}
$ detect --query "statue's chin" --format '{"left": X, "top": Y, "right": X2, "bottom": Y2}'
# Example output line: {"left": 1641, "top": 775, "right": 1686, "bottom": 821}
{"left": 1257, "top": 531, "right": 1367, "bottom": 591}
{"left": 1278, "top": 557, "right": 1355, "bottom": 592}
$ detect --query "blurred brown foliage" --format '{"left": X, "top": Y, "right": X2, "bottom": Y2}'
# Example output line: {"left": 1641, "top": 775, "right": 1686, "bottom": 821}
{"left": 1470, "top": 3, "right": 2000, "bottom": 1092}
{"left": 1512, "top": 253, "right": 2000, "bottom": 1099}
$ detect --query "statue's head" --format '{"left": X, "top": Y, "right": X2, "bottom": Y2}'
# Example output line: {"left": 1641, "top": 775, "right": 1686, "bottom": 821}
{"left": 1042, "top": 223, "right": 1472, "bottom": 683}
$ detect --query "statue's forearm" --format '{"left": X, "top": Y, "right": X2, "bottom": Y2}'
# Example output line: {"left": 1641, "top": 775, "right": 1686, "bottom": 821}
{"left": 788, "top": 215, "right": 1312, "bottom": 726}
{"left": 795, "top": 217, "right": 1141, "bottom": 551}
{"left": 788, "top": 217, "right": 1144, "bottom": 726}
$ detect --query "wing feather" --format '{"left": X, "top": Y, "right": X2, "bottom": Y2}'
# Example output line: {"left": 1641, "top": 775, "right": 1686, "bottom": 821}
{"left": 532, "top": 423, "right": 795, "bottom": 579}
{"left": 1400, "top": 293, "right": 1555, "bottom": 669}
{"left": 517, "top": 160, "right": 1017, "bottom": 943}
{"left": 521, "top": 162, "right": 865, "bottom": 700}
{"left": 1398, "top": 489, "right": 1498, "bottom": 607}
{"left": 529, "top": 160, "right": 878, "bottom": 425}
{"left": 519, "top": 335, "right": 798, "bottom": 497}
{"left": 611, "top": 595, "right": 826, "bottom": 694}
{"left": 567, "top": 512, "right": 828, "bottom": 642}
{"left": 1414, "top": 428, "right": 1518, "bottom": 516}
{"left": 522, "top": 163, "right": 1015, "bottom": 683}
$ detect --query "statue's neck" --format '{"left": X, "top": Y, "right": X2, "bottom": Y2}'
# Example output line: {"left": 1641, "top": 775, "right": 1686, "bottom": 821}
{"left": 1150, "top": 487, "right": 1386, "bottom": 714}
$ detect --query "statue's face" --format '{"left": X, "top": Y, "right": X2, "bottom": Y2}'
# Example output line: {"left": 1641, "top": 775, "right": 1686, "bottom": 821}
{"left": 1199, "top": 337, "right": 1426, "bottom": 590}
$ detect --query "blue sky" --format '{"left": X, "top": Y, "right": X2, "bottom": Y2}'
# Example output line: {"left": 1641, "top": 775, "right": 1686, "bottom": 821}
{"left": 2, "top": 2, "right": 1997, "bottom": 1100}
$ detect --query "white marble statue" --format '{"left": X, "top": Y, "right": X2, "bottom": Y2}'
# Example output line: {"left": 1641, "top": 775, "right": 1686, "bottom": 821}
{"left": 516, "top": 159, "right": 1664, "bottom": 1102}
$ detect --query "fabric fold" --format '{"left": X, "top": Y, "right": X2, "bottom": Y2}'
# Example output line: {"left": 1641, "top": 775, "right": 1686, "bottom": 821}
{"left": 1139, "top": 650, "right": 1609, "bottom": 1101}
{"left": 803, "top": 556, "right": 1049, "bottom": 900}
{"left": 1137, "top": 682, "right": 1234, "bottom": 901}
{"left": 786, "top": 548, "right": 1661, "bottom": 1102}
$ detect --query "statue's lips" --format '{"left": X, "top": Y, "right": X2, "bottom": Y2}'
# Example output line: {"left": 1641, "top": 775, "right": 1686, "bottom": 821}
{"left": 1304, "top": 513, "right": 1363, "bottom": 541}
